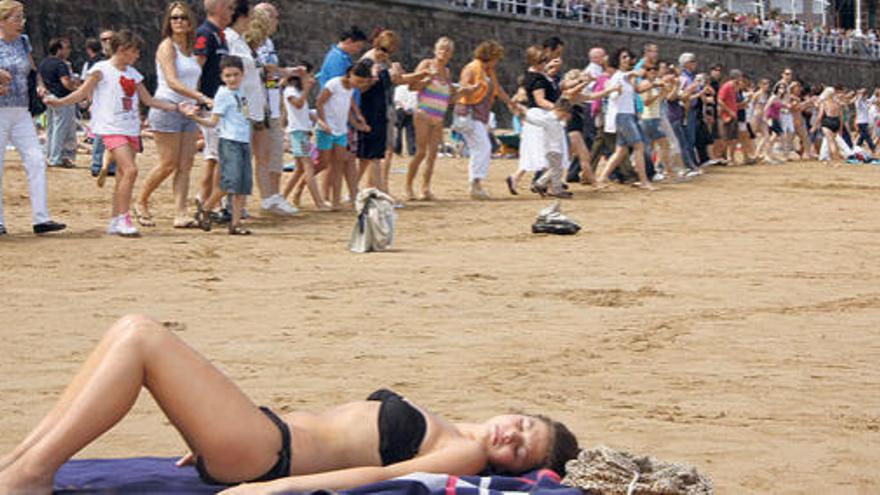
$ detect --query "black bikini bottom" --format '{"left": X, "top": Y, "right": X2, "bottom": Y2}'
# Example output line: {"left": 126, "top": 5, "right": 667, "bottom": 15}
{"left": 196, "top": 406, "right": 292, "bottom": 486}
{"left": 822, "top": 116, "right": 841, "bottom": 133}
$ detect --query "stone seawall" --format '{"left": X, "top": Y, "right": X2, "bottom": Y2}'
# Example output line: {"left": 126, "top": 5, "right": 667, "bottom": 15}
{"left": 25, "top": 0, "right": 880, "bottom": 93}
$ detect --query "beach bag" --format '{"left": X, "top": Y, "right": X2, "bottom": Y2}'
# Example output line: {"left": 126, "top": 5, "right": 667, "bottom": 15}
{"left": 451, "top": 103, "right": 473, "bottom": 133}
{"left": 563, "top": 445, "right": 713, "bottom": 495}
{"left": 23, "top": 37, "right": 46, "bottom": 117}
{"left": 349, "top": 188, "right": 397, "bottom": 253}
{"left": 532, "top": 201, "right": 581, "bottom": 236}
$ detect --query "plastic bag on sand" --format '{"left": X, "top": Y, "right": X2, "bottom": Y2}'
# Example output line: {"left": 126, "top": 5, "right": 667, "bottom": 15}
{"left": 532, "top": 201, "right": 581, "bottom": 235}
{"left": 350, "top": 188, "right": 397, "bottom": 253}
{"left": 562, "top": 445, "right": 713, "bottom": 495}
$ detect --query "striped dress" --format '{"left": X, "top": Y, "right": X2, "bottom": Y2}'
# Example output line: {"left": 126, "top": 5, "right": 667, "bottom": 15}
{"left": 417, "top": 76, "right": 452, "bottom": 123}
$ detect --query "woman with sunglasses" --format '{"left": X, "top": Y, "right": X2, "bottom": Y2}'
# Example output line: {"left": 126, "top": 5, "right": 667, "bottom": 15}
{"left": 0, "top": 0, "right": 66, "bottom": 236}
{"left": 356, "top": 29, "right": 428, "bottom": 198}
{"left": 136, "top": 1, "right": 208, "bottom": 228}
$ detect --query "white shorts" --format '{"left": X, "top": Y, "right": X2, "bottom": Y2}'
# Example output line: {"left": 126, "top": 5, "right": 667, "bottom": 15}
{"left": 267, "top": 119, "right": 284, "bottom": 173}
{"left": 200, "top": 124, "right": 220, "bottom": 161}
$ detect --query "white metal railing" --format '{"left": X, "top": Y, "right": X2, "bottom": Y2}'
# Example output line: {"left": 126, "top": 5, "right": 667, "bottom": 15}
{"left": 446, "top": 0, "right": 880, "bottom": 60}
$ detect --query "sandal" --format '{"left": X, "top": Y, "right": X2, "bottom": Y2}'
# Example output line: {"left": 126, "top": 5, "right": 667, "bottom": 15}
{"left": 505, "top": 176, "right": 518, "bottom": 195}
{"left": 194, "top": 198, "right": 212, "bottom": 232}
{"left": 228, "top": 224, "right": 252, "bottom": 235}
{"left": 133, "top": 205, "right": 156, "bottom": 227}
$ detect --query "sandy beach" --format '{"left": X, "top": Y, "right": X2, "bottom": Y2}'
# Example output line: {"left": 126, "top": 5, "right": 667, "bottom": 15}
{"left": 1, "top": 143, "right": 879, "bottom": 494}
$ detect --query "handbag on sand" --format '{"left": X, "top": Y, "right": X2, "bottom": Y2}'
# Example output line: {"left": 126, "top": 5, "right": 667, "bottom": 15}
{"left": 531, "top": 201, "right": 581, "bottom": 236}
{"left": 23, "top": 36, "right": 46, "bottom": 117}
{"left": 349, "top": 188, "right": 397, "bottom": 253}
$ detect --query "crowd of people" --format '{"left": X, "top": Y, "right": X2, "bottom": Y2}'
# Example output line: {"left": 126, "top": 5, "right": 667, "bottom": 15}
{"left": 450, "top": 0, "right": 880, "bottom": 58}
{"left": 1, "top": 0, "right": 879, "bottom": 238}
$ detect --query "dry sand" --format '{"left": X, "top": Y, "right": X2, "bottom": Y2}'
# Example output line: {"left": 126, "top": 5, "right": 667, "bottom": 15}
{"left": 1, "top": 143, "right": 879, "bottom": 494}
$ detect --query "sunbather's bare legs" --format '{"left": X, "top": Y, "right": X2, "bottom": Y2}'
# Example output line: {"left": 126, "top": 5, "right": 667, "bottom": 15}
{"left": 0, "top": 315, "right": 281, "bottom": 493}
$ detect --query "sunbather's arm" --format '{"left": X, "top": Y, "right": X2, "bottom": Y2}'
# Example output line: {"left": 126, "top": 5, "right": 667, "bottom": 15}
{"left": 218, "top": 443, "right": 486, "bottom": 495}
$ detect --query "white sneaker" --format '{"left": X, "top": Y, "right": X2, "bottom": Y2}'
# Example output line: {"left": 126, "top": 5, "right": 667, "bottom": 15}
{"left": 260, "top": 195, "right": 280, "bottom": 212}
{"left": 106, "top": 216, "right": 120, "bottom": 235}
{"left": 273, "top": 196, "right": 299, "bottom": 216}
{"left": 652, "top": 172, "right": 666, "bottom": 182}
{"left": 116, "top": 213, "right": 140, "bottom": 237}
{"left": 264, "top": 194, "right": 299, "bottom": 216}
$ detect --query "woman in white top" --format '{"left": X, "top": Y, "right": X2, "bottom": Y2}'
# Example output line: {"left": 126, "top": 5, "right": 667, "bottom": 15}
{"left": 595, "top": 48, "right": 656, "bottom": 190}
{"left": 252, "top": 3, "right": 299, "bottom": 216}
{"left": 137, "top": 2, "right": 207, "bottom": 228}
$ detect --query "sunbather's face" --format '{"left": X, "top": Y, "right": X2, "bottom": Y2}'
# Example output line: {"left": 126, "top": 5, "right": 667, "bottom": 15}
{"left": 484, "top": 415, "right": 551, "bottom": 474}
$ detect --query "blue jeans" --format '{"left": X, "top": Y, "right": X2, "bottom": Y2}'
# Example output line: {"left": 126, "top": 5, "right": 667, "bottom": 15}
{"left": 683, "top": 109, "right": 699, "bottom": 169}
{"left": 91, "top": 135, "right": 117, "bottom": 175}
{"left": 670, "top": 120, "right": 696, "bottom": 170}
{"left": 856, "top": 123, "right": 875, "bottom": 152}
{"left": 46, "top": 105, "right": 76, "bottom": 165}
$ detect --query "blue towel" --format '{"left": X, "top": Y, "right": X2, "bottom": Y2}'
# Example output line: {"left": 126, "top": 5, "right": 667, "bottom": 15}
{"left": 54, "top": 457, "right": 581, "bottom": 495}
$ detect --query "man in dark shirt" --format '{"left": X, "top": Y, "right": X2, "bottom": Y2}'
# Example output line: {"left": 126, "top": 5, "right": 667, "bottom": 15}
{"left": 82, "top": 37, "right": 103, "bottom": 74}
{"left": 707, "top": 64, "right": 723, "bottom": 160}
{"left": 38, "top": 37, "right": 78, "bottom": 168}
{"left": 194, "top": 0, "right": 233, "bottom": 215}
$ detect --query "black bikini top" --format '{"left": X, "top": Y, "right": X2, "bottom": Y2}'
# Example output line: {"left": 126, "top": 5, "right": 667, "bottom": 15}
{"left": 367, "top": 388, "right": 428, "bottom": 466}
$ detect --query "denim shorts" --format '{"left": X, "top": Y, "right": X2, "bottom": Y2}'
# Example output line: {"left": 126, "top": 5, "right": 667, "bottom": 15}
{"left": 641, "top": 118, "right": 665, "bottom": 142}
{"left": 615, "top": 113, "right": 644, "bottom": 147}
{"left": 290, "top": 130, "right": 311, "bottom": 157}
{"left": 148, "top": 103, "right": 198, "bottom": 133}
{"left": 316, "top": 130, "right": 347, "bottom": 150}
{"left": 219, "top": 138, "right": 253, "bottom": 195}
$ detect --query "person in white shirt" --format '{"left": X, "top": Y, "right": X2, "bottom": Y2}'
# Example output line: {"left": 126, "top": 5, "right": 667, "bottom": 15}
{"left": 393, "top": 84, "right": 417, "bottom": 157}
{"left": 595, "top": 48, "right": 656, "bottom": 191}
{"left": 526, "top": 99, "right": 575, "bottom": 198}
{"left": 281, "top": 62, "right": 331, "bottom": 211}
{"left": 854, "top": 88, "right": 876, "bottom": 153}
{"left": 136, "top": 2, "right": 206, "bottom": 229}
{"left": 46, "top": 30, "right": 183, "bottom": 237}
{"left": 251, "top": 2, "right": 299, "bottom": 216}
{"left": 315, "top": 60, "right": 372, "bottom": 209}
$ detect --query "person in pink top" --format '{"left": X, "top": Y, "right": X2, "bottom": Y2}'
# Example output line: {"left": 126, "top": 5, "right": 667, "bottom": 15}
{"left": 757, "top": 83, "right": 786, "bottom": 164}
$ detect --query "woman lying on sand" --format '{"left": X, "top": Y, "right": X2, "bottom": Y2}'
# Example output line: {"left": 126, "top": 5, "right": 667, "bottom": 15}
{"left": 0, "top": 314, "right": 579, "bottom": 495}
